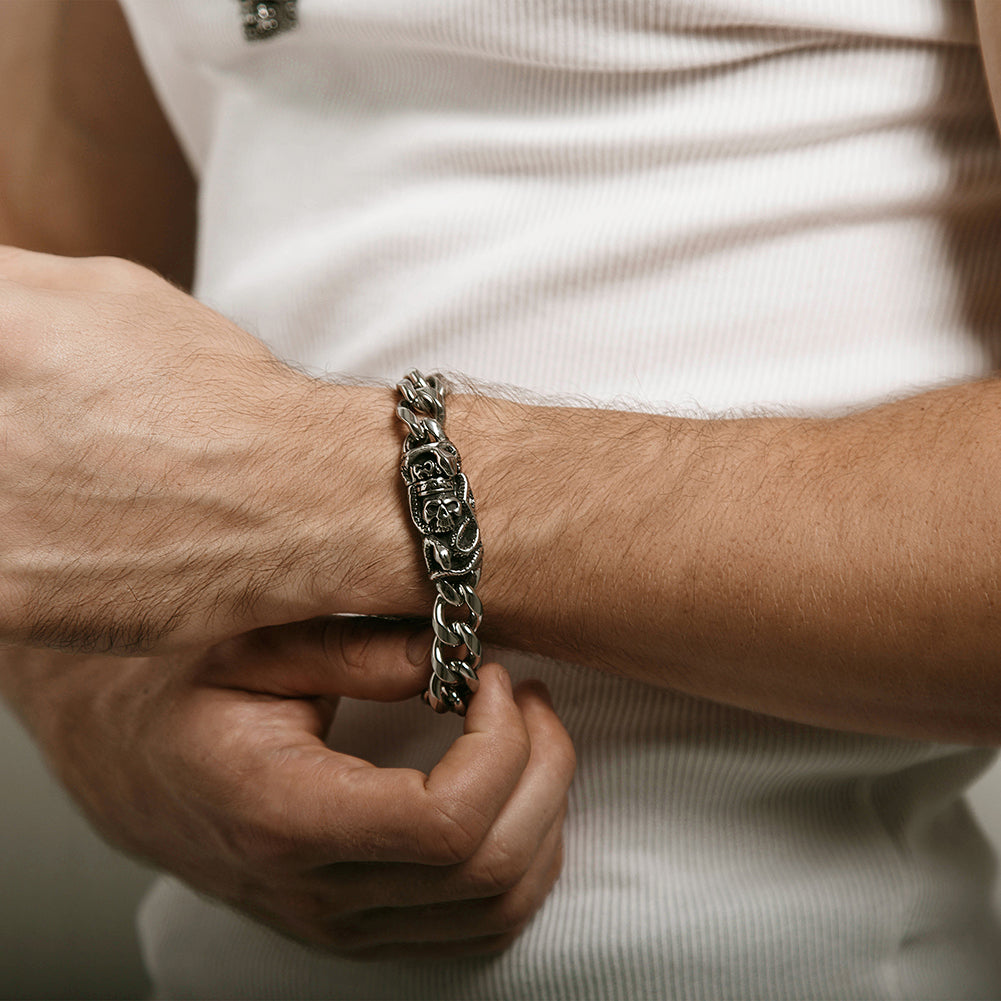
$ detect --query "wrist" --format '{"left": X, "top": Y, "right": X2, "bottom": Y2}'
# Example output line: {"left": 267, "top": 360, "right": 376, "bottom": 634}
{"left": 260, "top": 379, "right": 430, "bottom": 625}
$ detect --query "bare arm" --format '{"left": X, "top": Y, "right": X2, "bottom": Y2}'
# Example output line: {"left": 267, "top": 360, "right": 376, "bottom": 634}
{"left": 282, "top": 379, "right": 999, "bottom": 747}
{"left": 3, "top": 256, "right": 1001, "bottom": 744}
{"left": 3, "top": 4, "right": 1001, "bottom": 751}
{"left": 300, "top": 18, "right": 1001, "bottom": 742}
{"left": 316, "top": 14, "right": 1001, "bottom": 746}
{"left": 0, "top": 0, "right": 195, "bottom": 285}
{"left": 0, "top": 11, "right": 575, "bottom": 960}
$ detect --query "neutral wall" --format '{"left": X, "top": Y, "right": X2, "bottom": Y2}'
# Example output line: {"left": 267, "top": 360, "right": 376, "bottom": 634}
{"left": 3, "top": 700, "right": 1001, "bottom": 1000}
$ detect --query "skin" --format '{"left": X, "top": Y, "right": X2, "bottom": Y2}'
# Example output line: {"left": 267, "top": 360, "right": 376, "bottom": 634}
{"left": 0, "top": 0, "right": 195, "bottom": 285}
{"left": 0, "top": 0, "right": 575, "bottom": 956}
{"left": 0, "top": 622, "right": 575, "bottom": 957}
{"left": 1, "top": 0, "right": 1001, "bottom": 958}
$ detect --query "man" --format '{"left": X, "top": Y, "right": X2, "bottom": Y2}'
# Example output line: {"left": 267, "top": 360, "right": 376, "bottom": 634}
{"left": 3, "top": 1, "right": 1001, "bottom": 996}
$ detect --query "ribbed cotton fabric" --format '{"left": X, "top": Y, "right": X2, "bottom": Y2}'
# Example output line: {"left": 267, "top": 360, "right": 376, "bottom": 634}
{"left": 121, "top": 1, "right": 1001, "bottom": 997}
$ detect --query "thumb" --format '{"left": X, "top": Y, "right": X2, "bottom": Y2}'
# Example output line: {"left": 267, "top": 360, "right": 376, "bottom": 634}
{"left": 199, "top": 617, "right": 432, "bottom": 700}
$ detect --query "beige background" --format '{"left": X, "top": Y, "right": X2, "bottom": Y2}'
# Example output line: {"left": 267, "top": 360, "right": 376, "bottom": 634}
{"left": 2, "top": 700, "right": 1001, "bottom": 1000}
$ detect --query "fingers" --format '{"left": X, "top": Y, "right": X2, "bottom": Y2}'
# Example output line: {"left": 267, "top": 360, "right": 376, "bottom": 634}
{"left": 219, "top": 665, "right": 535, "bottom": 869}
{"left": 200, "top": 616, "right": 432, "bottom": 701}
{"left": 322, "top": 821, "right": 566, "bottom": 957}
{"left": 310, "top": 664, "right": 531, "bottom": 865}
{"left": 241, "top": 815, "right": 565, "bottom": 959}
{"left": 213, "top": 676, "right": 574, "bottom": 959}
{"left": 315, "top": 680, "right": 575, "bottom": 912}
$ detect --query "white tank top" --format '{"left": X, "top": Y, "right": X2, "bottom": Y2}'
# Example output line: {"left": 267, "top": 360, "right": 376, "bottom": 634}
{"left": 121, "top": 1, "right": 1001, "bottom": 997}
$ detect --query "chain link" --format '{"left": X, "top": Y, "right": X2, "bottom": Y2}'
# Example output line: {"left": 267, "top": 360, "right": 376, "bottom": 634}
{"left": 397, "top": 371, "right": 484, "bottom": 715}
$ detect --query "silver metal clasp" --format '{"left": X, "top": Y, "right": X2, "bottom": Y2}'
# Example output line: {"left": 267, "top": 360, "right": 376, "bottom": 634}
{"left": 238, "top": 0, "right": 297, "bottom": 41}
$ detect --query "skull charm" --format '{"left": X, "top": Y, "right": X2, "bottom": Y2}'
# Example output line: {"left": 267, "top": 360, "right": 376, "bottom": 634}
{"left": 424, "top": 494, "right": 462, "bottom": 533}
{"left": 410, "top": 475, "right": 480, "bottom": 579}
{"left": 401, "top": 418, "right": 481, "bottom": 581}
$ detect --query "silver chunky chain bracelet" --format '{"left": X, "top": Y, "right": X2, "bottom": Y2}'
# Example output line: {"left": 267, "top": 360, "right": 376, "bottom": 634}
{"left": 397, "top": 371, "right": 484, "bottom": 715}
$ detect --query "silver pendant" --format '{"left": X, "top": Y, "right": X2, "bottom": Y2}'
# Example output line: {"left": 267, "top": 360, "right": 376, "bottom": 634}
{"left": 238, "top": 0, "right": 297, "bottom": 41}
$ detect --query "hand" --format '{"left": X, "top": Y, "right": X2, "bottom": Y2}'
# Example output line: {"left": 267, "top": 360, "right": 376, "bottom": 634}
{"left": 0, "top": 246, "right": 348, "bottom": 654}
{"left": 0, "top": 618, "right": 576, "bottom": 958}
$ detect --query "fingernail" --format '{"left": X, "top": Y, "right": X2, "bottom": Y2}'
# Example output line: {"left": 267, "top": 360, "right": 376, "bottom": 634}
{"left": 406, "top": 627, "right": 434, "bottom": 667}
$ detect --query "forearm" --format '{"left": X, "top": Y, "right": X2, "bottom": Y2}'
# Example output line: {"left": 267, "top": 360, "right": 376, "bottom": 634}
{"left": 4, "top": 241, "right": 995, "bottom": 746}
{"left": 312, "top": 378, "right": 1001, "bottom": 744}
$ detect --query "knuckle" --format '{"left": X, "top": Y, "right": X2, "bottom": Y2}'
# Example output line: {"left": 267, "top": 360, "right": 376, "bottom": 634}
{"left": 481, "top": 837, "right": 565, "bottom": 934}
{"left": 419, "top": 797, "right": 490, "bottom": 865}
{"left": 87, "top": 254, "right": 151, "bottom": 287}
{"left": 464, "top": 842, "right": 532, "bottom": 896}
